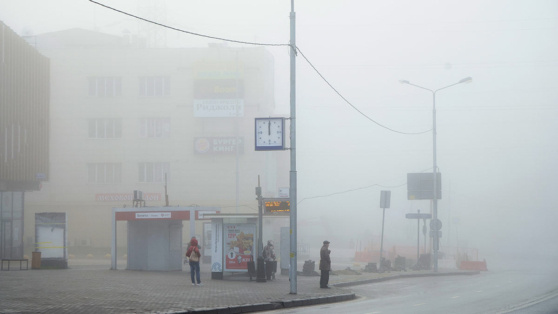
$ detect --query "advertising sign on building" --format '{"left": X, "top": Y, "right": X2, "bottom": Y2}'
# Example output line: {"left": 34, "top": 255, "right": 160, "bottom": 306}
{"left": 194, "top": 99, "right": 244, "bottom": 117}
{"left": 193, "top": 61, "right": 245, "bottom": 118}
{"left": 224, "top": 223, "right": 255, "bottom": 271}
{"left": 95, "top": 193, "right": 162, "bottom": 202}
{"left": 194, "top": 137, "right": 244, "bottom": 155}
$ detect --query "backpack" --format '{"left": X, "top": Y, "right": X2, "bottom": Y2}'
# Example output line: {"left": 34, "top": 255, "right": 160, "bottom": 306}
{"left": 188, "top": 247, "right": 200, "bottom": 262}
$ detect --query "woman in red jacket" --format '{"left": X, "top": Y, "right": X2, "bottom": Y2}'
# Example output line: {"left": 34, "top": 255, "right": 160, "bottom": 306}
{"left": 186, "top": 237, "right": 202, "bottom": 286}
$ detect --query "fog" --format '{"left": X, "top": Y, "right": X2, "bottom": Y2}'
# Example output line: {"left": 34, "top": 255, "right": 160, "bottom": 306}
{"left": 2, "top": 0, "right": 557, "bottom": 263}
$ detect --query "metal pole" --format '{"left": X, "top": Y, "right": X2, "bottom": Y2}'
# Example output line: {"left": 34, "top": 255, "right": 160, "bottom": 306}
{"left": 432, "top": 92, "right": 438, "bottom": 272}
{"left": 417, "top": 209, "right": 420, "bottom": 264}
{"left": 423, "top": 218, "right": 427, "bottom": 254}
{"left": 400, "top": 77, "right": 472, "bottom": 272}
{"left": 111, "top": 208, "right": 117, "bottom": 270}
{"left": 257, "top": 176, "right": 263, "bottom": 258}
{"left": 256, "top": 176, "right": 266, "bottom": 282}
{"left": 289, "top": 0, "right": 297, "bottom": 294}
{"left": 235, "top": 52, "right": 240, "bottom": 213}
{"left": 379, "top": 207, "right": 386, "bottom": 272}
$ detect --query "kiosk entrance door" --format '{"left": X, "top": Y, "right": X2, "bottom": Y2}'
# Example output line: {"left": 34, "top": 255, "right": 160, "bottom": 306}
{"left": 127, "top": 220, "right": 182, "bottom": 271}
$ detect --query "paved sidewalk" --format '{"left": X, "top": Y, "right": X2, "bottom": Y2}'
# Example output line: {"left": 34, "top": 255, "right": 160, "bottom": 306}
{"left": 0, "top": 259, "right": 478, "bottom": 313}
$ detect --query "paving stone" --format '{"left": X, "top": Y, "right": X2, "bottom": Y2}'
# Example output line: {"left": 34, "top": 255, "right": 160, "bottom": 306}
{"left": 0, "top": 260, "right": 474, "bottom": 313}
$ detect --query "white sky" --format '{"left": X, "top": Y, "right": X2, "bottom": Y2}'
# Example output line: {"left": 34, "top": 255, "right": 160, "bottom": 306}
{"left": 1, "top": 0, "right": 557, "bottom": 258}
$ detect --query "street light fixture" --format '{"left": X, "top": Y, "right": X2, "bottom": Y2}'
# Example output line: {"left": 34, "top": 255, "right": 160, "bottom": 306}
{"left": 400, "top": 77, "right": 472, "bottom": 272}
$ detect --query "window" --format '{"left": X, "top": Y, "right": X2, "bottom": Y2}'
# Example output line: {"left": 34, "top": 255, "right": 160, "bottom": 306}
{"left": 88, "top": 118, "right": 122, "bottom": 138}
{"left": 139, "top": 118, "right": 170, "bottom": 138}
{"left": 139, "top": 76, "right": 169, "bottom": 97}
{"left": 88, "top": 163, "right": 122, "bottom": 183}
{"left": 88, "top": 77, "right": 122, "bottom": 97}
{"left": 138, "top": 162, "right": 169, "bottom": 183}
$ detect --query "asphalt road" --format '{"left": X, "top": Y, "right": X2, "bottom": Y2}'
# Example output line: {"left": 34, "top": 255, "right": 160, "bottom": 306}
{"left": 267, "top": 257, "right": 558, "bottom": 314}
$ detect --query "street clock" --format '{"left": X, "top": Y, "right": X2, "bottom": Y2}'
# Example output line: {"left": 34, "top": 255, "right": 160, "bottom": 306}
{"left": 254, "top": 117, "right": 285, "bottom": 151}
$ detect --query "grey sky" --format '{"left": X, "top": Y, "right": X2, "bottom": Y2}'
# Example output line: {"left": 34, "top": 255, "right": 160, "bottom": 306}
{"left": 1, "top": 0, "right": 557, "bottom": 257}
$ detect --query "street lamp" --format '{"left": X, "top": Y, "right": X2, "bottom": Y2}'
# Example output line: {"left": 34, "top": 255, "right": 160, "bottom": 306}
{"left": 400, "top": 76, "right": 472, "bottom": 272}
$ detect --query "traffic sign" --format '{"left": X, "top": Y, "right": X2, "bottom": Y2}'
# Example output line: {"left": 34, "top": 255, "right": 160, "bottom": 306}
{"left": 430, "top": 218, "right": 442, "bottom": 231}
{"left": 405, "top": 213, "right": 432, "bottom": 219}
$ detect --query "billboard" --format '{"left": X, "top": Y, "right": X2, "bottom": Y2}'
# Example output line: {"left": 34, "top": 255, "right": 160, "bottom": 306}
{"left": 407, "top": 173, "right": 442, "bottom": 200}
{"left": 35, "top": 213, "right": 67, "bottom": 260}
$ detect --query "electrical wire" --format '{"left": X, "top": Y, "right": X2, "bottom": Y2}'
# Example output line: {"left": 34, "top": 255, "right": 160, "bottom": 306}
{"left": 297, "top": 166, "right": 433, "bottom": 205}
{"left": 89, "top": 0, "right": 431, "bottom": 135}
{"left": 89, "top": 0, "right": 290, "bottom": 48}
{"left": 295, "top": 47, "right": 431, "bottom": 135}
{"left": 297, "top": 182, "right": 407, "bottom": 205}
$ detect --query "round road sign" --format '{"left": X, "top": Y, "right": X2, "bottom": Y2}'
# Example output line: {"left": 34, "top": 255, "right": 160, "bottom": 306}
{"left": 430, "top": 218, "right": 442, "bottom": 231}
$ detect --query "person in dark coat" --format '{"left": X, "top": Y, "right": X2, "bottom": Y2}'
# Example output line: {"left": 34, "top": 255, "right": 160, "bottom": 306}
{"left": 319, "top": 240, "right": 331, "bottom": 288}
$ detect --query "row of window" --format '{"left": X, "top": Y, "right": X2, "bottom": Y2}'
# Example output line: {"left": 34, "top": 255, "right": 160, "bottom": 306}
{"left": 88, "top": 76, "right": 170, "bottom": 97}
{"left": 87, "top": 162, "right": 170, "bottom": 183}
{"left": 89, "top": 118, "right": 170, "bottom": 138}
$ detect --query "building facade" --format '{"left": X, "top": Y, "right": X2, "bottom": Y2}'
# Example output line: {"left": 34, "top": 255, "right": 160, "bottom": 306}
{"left": 0, "top": 21, "right": 50, "bottom": 259}
{"left": 23, "top": 28, "right": 288, "bottom": 256}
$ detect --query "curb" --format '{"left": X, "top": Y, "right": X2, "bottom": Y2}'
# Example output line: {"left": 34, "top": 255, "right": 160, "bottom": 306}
{"left": 333, "top": 271, "right": 480, "bottom": 288}
{"left": 187, "top": 293, "right": 356, "bottom": 313}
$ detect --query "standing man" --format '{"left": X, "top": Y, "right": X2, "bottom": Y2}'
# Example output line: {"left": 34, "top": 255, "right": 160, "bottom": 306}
{"left": 319, "top": 240, "right": 331, "bottom": 288}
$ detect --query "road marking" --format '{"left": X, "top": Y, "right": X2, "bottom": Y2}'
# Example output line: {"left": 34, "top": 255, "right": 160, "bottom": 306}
{"left": 476, "top": 290, "right": 483, "bottom": 293}
{"left": 451, "top": 296, "right": 460, "bottom": 299}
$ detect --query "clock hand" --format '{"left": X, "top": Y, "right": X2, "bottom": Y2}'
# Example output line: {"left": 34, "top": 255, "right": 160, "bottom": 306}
{"left": 268, "top": 121, "right": 271, "bottom": 135}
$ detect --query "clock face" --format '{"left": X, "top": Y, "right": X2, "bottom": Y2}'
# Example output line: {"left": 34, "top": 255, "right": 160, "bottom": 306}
{"left": 255, "top": 118, "right": 284, "bottom": 151}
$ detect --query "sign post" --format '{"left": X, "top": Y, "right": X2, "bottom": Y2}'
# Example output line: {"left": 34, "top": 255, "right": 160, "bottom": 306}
{"left": 405, "top": 210, "right": 432, "bottom": 268}
{"left": 378, "top": 191, "right": 390, "bottom": 272}
{"left": 255, "top": 176, "right": 266, "bottom": 282}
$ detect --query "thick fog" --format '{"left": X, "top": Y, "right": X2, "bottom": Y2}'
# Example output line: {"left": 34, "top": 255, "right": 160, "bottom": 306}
{"left": 2, "top": 0, "right": 557, "bottom": 262}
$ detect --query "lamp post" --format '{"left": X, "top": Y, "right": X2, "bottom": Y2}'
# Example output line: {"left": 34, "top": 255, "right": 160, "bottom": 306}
{"left": 400, "top": 77, "right": 472, "bottom": 272}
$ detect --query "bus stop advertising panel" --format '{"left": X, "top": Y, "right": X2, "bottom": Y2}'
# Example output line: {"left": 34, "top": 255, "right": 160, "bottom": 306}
{"left": 224, "top": 223, "right": 255, "bottom": 271}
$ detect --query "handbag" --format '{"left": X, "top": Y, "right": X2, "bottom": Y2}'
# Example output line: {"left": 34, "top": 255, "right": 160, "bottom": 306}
{"left": 189, "top": 250, "right": 200, "bottom": 262}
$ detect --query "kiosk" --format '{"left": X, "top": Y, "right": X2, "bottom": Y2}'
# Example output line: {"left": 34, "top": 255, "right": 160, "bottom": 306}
{"left": 111, "top": 206, "right": 219, "bottom": 271}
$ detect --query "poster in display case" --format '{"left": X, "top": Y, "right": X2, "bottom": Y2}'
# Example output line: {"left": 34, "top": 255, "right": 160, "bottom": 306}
{"left": 223, "top": 223, "right": 255, "bottom": 272}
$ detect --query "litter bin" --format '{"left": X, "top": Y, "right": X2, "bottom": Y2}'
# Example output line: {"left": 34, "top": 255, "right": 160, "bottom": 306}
{"left": 265, "top": 260, "right": 277, "bottom": 280}
{"left": 32, "top": 251, "right": 41, "bottom": 269}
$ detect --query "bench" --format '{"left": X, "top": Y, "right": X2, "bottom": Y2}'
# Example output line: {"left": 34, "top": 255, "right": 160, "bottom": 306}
{"left": 1, "top": 259, "right": 29, "bottom": 270}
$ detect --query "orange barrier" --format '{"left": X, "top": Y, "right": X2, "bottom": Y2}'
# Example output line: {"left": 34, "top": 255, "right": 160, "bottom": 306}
{"left": 354, "top": 251, "right": 376, "bottom": 263}
{"left": 459, "top": 260, "right": 488, "bottom": 271}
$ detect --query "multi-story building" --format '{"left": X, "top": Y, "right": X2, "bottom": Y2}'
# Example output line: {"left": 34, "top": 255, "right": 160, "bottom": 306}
{"left": 23, "top": 28, "right": 288, "bottom": 256}
{"left": 0, "top": 21, "right": 50, "bottom": 260}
